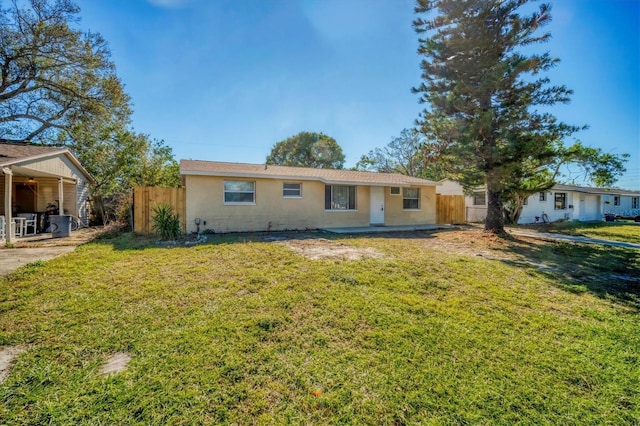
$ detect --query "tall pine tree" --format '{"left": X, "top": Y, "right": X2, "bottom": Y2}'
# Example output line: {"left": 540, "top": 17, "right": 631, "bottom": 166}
{"left": 413, "top": 0, "right": 582, "bottom": 233}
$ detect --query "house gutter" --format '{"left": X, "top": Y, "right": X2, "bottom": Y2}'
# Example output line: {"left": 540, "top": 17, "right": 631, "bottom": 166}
{"left": 180, "top": 170, "right": 435, "bottom": 187}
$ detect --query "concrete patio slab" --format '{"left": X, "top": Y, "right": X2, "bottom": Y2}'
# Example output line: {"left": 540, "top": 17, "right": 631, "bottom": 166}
{"left": 322, "top": 224, "right": 455, "bottom": 234}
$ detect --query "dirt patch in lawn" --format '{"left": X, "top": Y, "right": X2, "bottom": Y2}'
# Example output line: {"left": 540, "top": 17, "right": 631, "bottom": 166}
{"left": 412, "top": 228, "right": 542, "bottom": 260}
{"left": 279, "top": 238, "right": 385, "bottom": 261}
{"left": 99, "top": 352, "right": 132, "bottom": 376}
{"left": 0, "top": 345, "right": 28, "bottom": 383}
{"left": 417, "top": 228, "right": 570, "bottom": 269}
{"left": 275, "top": 229, "right": 548, "bottom": 263}
{"left": 356, "top": 227, "right": 560, "bottom": 268}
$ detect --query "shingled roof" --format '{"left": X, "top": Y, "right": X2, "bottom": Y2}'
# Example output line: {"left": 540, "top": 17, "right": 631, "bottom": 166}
{"left": 553, "top": 184, "right": 640, "bottom": 197}
{"left": 0, "top": 143, "right": 66, "bottom": 165}
{"left": 180, "top": 160, "right": 437, "bottom": 187}
{"left": 0, "top": 142, "right": 94, "bottom": 182}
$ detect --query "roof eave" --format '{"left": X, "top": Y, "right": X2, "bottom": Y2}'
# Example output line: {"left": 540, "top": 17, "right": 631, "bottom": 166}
{"left": 180, "top": 169, "right": 434, "bottom": 187}
{"left": 0, "top": 149, "right": 96, "bottom": 184}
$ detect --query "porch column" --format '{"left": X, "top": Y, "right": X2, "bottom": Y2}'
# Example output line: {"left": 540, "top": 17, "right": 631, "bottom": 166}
{"left": 58, "top": 177, "right": 64, "bottom": 215}
{"left": 2, "top": 167, "right": 12, "bottom": 243}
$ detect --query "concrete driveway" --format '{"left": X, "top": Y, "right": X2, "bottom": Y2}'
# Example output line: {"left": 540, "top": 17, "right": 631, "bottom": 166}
{"left": 0, "top": 227, "right": 108, "bottom": 277}
{"left": 510, "top": 230, "right": 640, "bottom": 249}
{"left": 0, "top": 246, "right": 77, "bottom": 277}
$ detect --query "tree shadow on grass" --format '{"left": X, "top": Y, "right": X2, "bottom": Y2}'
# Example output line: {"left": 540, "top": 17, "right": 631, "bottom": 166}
{"left": 341, "top": 227, "right": 640, "bottom": 311}
{"left": 496, "top": 237, "right": 640, "bottom": 311}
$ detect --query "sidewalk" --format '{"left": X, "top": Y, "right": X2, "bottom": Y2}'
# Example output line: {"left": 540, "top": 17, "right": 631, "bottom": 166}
{"left": 510, "top": 230, "right": 640, "bottom": 249}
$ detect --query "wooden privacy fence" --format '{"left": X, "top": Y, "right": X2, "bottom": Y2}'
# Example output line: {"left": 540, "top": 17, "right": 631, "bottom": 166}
{"left": 436, "top": 194, "right": 465, "bottom": 225}
{"left": 134, "top": 186, "right": 186, "bottom": 234}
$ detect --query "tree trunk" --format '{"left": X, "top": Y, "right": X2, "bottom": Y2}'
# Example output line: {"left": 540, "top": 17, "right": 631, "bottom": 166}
{"left": 510, "top": 199, "right": 524, "bottom": 225}
{"left": 485, "top": 187, "right": 506, "bottom": 235}
{"left": 504, "top": 196, "right": 524, "bottom": 225}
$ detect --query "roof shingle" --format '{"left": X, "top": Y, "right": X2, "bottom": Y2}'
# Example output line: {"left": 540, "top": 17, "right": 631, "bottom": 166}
{"left": 552, "top": 183, "right": 640, "bottom": 197}
{"left": 180, "top": 160, "right": 437, "bottom": 187}
{"left": 0, "top": 143, "right": 66, "bottom": 165}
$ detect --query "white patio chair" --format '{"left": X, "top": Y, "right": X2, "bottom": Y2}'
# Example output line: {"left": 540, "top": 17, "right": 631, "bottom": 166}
{"left": 17, "top": 213, "right": 37, "bottom": 236}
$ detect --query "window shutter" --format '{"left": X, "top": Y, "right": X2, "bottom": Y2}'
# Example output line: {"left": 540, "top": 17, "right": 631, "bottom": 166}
{"left": 348, "top": 186, "right": 356, "bottom": 210}
{"left": 325, "top": 185, "right": 331, "bottom": 209}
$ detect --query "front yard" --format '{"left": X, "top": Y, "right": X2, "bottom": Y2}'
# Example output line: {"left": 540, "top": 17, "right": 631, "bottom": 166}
{"left": 1, "top": 229, "right": 638, "bottom": 424}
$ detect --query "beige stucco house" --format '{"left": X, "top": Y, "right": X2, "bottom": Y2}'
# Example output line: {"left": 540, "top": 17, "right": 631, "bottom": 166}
{"left": 1, "top": 143, "right": 94, "bottom": 241}
{"left": 180, "top": 160, "right": 438, "bottom": 233}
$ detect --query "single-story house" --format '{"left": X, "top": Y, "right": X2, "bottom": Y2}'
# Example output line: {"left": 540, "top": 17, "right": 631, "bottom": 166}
{"left": 517, "top": 184, "right": 640, "bottom": 223}
{"left": 438, "top": 180, "right": 640, "bottom": 224}
{"left": 1, "top": 143, "right": 95, "bottom": 241}
{"left": 180, "top": 160, "right": 438, "bottom": 233}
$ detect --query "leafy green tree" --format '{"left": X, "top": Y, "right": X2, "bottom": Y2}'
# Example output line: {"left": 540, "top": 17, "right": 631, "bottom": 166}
{"left": 71, "top": 123, "right": 180, "bottom": 225}
{"left": 71, "top": 126, "right": 180, "bottom": 197}
{"left": 266, "top": 132, "right": 345, "bottom": 169}
{"left": 0, "top": 0, "right": 130, "bottom": 145}
{"left": 355, "top": 128, "right": 425, "bottom": 176}
{"left": 134, "top": 139, "right": 181, "bottom": 188}
{"left": 354, "top": 128, "right": 449, "bottom": 180}
{"left": 413, "top": 0, "right": 627, "bottom": 234}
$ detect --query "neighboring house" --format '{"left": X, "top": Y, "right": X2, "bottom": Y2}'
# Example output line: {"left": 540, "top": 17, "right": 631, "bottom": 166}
{"left": 180, "top": 160, "right": 438, "bottom": 233}
{"left": 521, "top": 184, "right": 640, "bottom": 223}
{"left": 437, "top": 180, "right": 640, "bottom": 224}
{"left": 1, "top": 143, "right": 95, "bottom": 240}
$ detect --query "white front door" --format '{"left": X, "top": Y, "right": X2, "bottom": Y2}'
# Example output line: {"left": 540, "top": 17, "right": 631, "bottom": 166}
{"left": 370, "top": 186, "right": 385, "bottom": 225}
{"left": 581, "top": 194, "right": 599, "bottom": 221}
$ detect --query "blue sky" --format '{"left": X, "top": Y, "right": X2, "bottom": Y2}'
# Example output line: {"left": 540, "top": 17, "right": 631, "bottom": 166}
{"left": 79, "top": 0, "right": 639, "bottom": 190}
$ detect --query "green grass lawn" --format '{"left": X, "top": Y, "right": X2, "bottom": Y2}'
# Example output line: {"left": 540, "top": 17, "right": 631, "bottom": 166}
{"left": 527, "top": 221, "right": 640, "bottom": 244}
{"left": 1, "top": 231, "right": 638, "bottom": 424}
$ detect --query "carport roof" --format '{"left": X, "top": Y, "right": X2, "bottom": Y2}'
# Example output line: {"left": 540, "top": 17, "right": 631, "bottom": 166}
{"left": 0, "top": 143, "right": 94, "bottom": 183}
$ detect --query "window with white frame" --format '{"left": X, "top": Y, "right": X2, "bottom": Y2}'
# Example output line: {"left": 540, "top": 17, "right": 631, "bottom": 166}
{"left": 633, "top": 197, "right": 639, "bottom": 209}
{"left": 283, "top": 182, "right": 302, "bottom": 198}
{"left": 554, "top": 192, "right": 566, "bottom": 210}
{"left": 614, "top": 196, "right": 621, "bottom": 206}
{"left": 325, "top": 185, "right": 356, "bottom": 210}
{"left": 472, "top": 191, "right": 486, "bottom": 206}
{"left": 539, "top": 192, "right": 547, "bottom": 202}
{"left": 403, "top": 188, "right": 420, "bottom": 210}
{"left": 224, "top": 180, "right": 255, "bottom": 204}
{"left": 390, "top": 187, "right": 401, "bottom": 195}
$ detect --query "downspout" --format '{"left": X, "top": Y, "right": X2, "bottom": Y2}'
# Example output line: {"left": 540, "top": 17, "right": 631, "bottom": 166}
{"left": 2, "top": 167, "right": 12, "bottom": 243}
